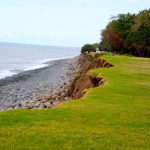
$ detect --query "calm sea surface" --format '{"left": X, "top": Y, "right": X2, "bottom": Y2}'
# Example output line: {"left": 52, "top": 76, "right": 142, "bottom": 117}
{"left": 0, "top": 42, "right": 80, "bottom": 79}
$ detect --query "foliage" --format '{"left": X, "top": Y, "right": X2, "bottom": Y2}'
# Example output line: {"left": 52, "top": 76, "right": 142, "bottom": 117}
{"left": 99, "top": 30, "right": 113, "bottom": 51}
{"left": 100, "top": 9, "right": 150, "bottom": 57}
{"left": 92, "top": 43, "right": 100, "bottom": 50}
{"left": 109, "top": 13, "right": 135, "bottom": 36}
{"left": 126, "top": 24, "right": 150, "bottom": 57}
{"left": 0, "top": 54, "right": 150, "bottom": 149}
{"left": 81, "top": 44, "right": 96, "bottom": 53}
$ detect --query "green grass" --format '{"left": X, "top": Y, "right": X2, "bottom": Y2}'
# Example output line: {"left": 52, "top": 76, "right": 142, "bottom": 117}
{"left": 0, "top": 55, "right": 150, "bottom": 150}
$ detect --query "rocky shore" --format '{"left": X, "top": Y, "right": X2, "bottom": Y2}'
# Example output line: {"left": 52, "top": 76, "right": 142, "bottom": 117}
{"left": 0, "top": 56, "right": 80, "bottom": 111}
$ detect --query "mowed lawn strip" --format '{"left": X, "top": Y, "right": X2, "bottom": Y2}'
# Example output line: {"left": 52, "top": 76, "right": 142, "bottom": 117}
{"left": 0, "top": 55, "right": 150, "bottom": 150}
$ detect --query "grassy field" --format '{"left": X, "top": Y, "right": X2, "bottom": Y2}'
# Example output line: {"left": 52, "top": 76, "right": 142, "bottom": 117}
{"left": 0, "top": 55, "right": 150, "bottom": 150}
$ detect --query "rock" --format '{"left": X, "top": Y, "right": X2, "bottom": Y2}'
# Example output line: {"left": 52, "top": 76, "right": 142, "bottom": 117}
{"left": 65, "top": 89, "right": 69, "bottom": 94}
{"left": 34, "top": 101, "right": 40, "bottom": 107}
{"left": 55, "top": 98, "right": 59, "bottom": 101}
{"left": 18, "top": 103, "right": 23, "bottom": 108}
{"left": 27, "top": 106, "right": 34, "bottom": 109}
{"left": 39, "top": 104, "right": 45, "bottom": 109}
{"left": 23, "top": 102, "right": 31, "bottom": 108}
{"left": 43, "top": 102, "right": 52, "bottom": 108}
{"left": 52, "top": 101, "right": 59, "bottom": 106}
{"left": 61, "top": 92, "right": 66, "bottom": 97}
{"left": 15, "top": 104, "right": 23, "bottom": 109}
{"left": 64, "top": 82, "right": 67, "bottom": 85}
{"left": 64, "top": 97, "right": 69, "bottom": 101}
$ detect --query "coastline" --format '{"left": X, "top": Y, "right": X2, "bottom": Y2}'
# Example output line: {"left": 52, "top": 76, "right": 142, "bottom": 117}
{"left": 0, "top": 56, "right": 80, "bottom": 111}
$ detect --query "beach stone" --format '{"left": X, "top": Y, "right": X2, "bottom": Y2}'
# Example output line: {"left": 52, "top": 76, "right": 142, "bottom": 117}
{"left": 53, "top": 101, "right": 59, "bottom": 106}
{"left": 34, "top": 101, "right": 40, "bottom": 107}
{"left": 18, "top": 103, "right": 23, "bottom": 108}
{"left": 15, "top": 105, "right": 20, "bottom": 109}
{"left": 55, "top": 98, "right": 59, "bottom": 101}
{"left": 27, "top": 106, "right": 34, "bottom": 109}
{"left": 64, "top": 97, "right": 69, "bottom": 101}
{"left": 61, "top": 92, "right": 66, "bottom": 97}
{"left": 65, "top": 89, "right": 69, "bottom": 94}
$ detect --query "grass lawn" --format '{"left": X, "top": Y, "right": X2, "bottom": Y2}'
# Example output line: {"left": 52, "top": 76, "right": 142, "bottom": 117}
{"left": 0, "top": 55, "right": 150, "bottom": 150}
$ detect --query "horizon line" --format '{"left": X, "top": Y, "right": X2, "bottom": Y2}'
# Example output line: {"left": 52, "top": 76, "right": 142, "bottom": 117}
{"left": 0, "top": 41, "right": 81, "bottom": 49}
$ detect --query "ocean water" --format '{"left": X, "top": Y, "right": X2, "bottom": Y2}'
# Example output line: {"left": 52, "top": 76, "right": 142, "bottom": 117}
{"left": 0, "top": 42, "right": 80, "bottom": 79}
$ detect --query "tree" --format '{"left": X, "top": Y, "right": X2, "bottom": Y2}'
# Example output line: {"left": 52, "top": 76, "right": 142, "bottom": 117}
{"left": 109, "top": 13, "right": 135, "bottom": 37}
{"left": 81, "top": 44, "right": 96, "bottom": 53}
{"left": 99, "top": 9, "right": 150, "bottom": 57}
{"left": 92, "top": 43, "right": 100, "bottom": 50}
{"left": 125, "top": 9, "right": 150, "bottom": 57}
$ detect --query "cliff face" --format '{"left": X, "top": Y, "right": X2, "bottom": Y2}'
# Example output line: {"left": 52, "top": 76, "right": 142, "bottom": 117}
{"left": 69, "top": 53, "right": 114, "bottom": 99}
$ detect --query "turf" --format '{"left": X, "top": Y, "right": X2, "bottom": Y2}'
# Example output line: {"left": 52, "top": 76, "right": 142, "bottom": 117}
{"left": 0, "top": 55, "right": 150, "bottom": 150}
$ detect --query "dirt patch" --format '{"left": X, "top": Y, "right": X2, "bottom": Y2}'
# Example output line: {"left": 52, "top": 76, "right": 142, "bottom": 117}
{"left": 69, "top": 53, "right": 114, "bottom": 99}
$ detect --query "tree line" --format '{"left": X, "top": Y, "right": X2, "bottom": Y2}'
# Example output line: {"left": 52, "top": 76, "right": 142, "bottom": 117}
{"left": 99, "top": 9, "right": 150, "bottom": 57}
{"left": 81, "top": 9, "right": 150, "bottom": 57}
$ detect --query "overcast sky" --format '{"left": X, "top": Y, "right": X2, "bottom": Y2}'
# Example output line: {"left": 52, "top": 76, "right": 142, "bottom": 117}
{"left": 0, "top": 0, "right": 149, "bottom": 47}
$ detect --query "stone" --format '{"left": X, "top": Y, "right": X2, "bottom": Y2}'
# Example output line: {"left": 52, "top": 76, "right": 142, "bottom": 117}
{"left": 65, "top": 89, "right": 69, "bottom": 94}
{"left": 64, "top": 97, "right": 69, "bottom": 101}
{"left": 34, "top": 101, "right": 40, "bottom": 107}
{"left": 39, "top": 104, "right": 45, "bottom": 109}
{"left": 27, "top": 106, "right": 34, "bottom": 109}
{"left": 18, "top": 103, "right": 23, "bottom": 108}
{"left": 55, "top": 98, "right": 59, "bottom": 101}
{"left": 61, "top": 92, "right": 66, "bottom": 97}
{"left": 14, "top": 105, "right": 20, "bottom": 109}
{"left": 43, "top": 102, "right": 52, "bottom": 108}
{"left": 52, "top": 101, "right": 59, "bottom": 106}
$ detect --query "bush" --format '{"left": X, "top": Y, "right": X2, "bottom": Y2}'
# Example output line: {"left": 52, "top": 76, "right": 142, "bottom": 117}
{"left": 81, "top": 44, "right": 96, "bottom": 53}
{"left": 92, "top": 43, "right": 100, "bottom": 50}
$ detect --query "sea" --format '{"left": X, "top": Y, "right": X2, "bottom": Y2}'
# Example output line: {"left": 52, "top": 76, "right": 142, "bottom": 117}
{"left": 0, "top": 42, "right": 80, "bottom": 80}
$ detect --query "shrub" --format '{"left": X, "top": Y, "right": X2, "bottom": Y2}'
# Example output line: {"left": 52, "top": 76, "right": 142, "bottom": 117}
{"left": 92, "top": 43, "right": 100, "bottom": 50}
{"left": 81, "top": 44, "right": 96, "bottom": 53}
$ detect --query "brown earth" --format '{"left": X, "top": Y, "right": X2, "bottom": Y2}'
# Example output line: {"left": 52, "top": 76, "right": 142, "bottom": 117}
{"left": 69, "top": 53, "right": 114, "bottom": 99}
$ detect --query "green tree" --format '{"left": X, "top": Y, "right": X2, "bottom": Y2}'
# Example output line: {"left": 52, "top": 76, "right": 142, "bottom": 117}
{"left": 81, "top": 44, "right": 96, "bottom": 53}
{"left": 92, "top": 43, "right": 100, "bottom": 50}
{"left": 99, "top": 9, "right": 150, "bottom": 57}
{"left": 109, "top": 13, "right": 135, "bottom": 36}
{"left": 125, "top": 9, "right": 150, "bottom": 57}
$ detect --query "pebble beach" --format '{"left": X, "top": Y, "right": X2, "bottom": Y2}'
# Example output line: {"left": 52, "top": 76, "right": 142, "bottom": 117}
{"left": 0, "top": 56, "right": 80, "bottom": 111}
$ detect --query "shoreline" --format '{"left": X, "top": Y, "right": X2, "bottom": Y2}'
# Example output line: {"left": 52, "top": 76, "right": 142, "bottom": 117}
{"left": 0, "top": 59, "right": 67, "bottom": 86}
{"left": 0, "top": 57, "right": 74, "bottom": 82}
{"left": 0, "top": 56, "right": 80, "bottom": 111}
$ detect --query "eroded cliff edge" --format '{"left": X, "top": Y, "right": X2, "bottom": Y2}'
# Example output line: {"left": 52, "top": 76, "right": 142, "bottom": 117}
{"left": 69, "top": 53, "right": 114, "bottom": 100}
{"left": 20, "top": 53, "right": 114, "bottom": 109}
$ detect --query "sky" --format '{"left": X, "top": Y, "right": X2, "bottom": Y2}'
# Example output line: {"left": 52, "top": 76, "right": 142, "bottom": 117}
{"left": 0, "top": 0, "right": 149, "bottom": 47}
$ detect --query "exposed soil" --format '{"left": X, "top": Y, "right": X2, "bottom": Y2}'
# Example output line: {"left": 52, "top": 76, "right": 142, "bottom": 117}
{"left": 69, "top": 53, "right": 114, "bottom": 99}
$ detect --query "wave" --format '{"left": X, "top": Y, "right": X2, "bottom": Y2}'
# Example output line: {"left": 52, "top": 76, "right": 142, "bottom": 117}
{"left": 0, "top": 43, "right": 80, "bottom": 80}
{"left": 0, "top": 70, "right": 18, "bottom": 80}
{"left": 0, "top": 57, "right": 73, "bottom": 80}
{"left": 0, "top": 60, "right": 49, "bottom": 80}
